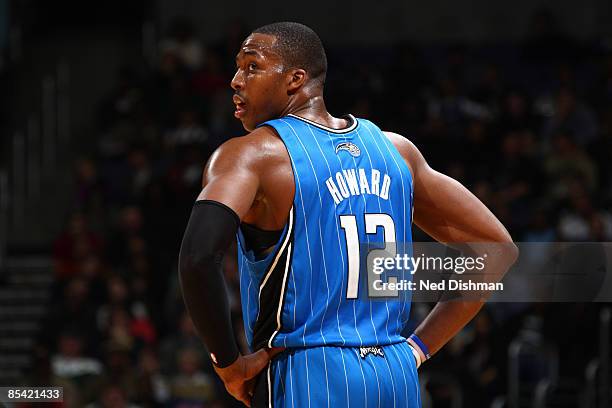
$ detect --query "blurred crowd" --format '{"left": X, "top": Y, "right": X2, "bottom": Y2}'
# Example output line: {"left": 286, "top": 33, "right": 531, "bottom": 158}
{"left": 32, "top": 12, "right": 612, "bottom": 407}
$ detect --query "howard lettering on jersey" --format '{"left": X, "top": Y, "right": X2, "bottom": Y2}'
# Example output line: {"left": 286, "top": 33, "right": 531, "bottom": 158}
{"left": 325, "top": 168, "right": 391, "bottom": 205}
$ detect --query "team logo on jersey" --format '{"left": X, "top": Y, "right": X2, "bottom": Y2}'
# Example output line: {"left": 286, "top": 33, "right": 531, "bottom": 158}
{"left": 335, "top": 142, "right": 361, "bottom": 157}
{"left": 359, "top": 346, "right": 385, "bottom": 359}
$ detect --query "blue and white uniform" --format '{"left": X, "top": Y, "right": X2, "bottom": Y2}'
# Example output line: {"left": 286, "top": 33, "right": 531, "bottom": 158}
{"left": 237, "top": 114, "right": 420, "bottom": 407}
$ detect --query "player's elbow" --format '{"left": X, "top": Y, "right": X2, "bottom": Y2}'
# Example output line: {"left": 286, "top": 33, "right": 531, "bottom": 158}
{"left": 494, "top": 238, "right": 518, "bottom": 274}
{"left": 491, "top": 226, "right": 519, "bottom": 267}
{"left": 480, "top": 232, "right": 518, "bottom": 278}
{"left": 505, "top": 242, "right": 519, "bottom": 267}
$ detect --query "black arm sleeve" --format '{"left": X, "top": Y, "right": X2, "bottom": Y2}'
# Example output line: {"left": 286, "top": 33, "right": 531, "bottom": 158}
{"left": 178, "top": 199, "right": 241, "bottom": 368}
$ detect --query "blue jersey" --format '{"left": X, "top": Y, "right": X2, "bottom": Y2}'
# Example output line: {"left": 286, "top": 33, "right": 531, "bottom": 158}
{"left": 237, "top": 114, "right": 414, "bottom": 351}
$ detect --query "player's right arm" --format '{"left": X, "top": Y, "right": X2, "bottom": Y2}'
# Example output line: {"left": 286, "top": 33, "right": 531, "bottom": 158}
{"left": 384, "top": 131, "right": 518, "bottom": 364}
{"left": 178, "top": 133, "right": 278, "bottom": 406}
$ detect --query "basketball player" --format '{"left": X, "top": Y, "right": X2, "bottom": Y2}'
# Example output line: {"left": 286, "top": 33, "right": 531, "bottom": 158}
{"left": 178, "top": 22, "right": 517, "bottom": 407}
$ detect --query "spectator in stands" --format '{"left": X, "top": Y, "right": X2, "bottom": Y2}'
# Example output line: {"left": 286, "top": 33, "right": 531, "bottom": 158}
{"left": 78, "top": 255, "right": 107, "bottom": 305}
{"left": 498, "top": 90, "right": 537, "bottom": 132}
{"left": 164, "top": 108, "right": 209, "bottom": 149}
{"left": 26, "top": 345, "right": 83, "bottom": 407}
{"left": 495, "top": 131, "right": 543, "bottom": 235}
{"left": 191, "top": 49, "right": 228, "bottom": 98}
{"left": 523, "top": 208, "right": 557, "bottom": 242}
{"left": 134, "top": 347, "right": 171, "bottom": 405}
{"left": 51, "top": 331, "right": 103, "bottom": 401}
{"left": 85, "top": 383, "right": 140, "bottom": 408}
{"left": 74, "top": 157, "right": 108, "bottom": 218}
{"left": 45, "top": 277, "right": 100, "bottom": 350}
{"left": 170, "top": 347, "right": 218, "bottom": 406}
{"left": 544, "top": 132, "right": 598, "bottom": 199}
{"left": 160, "top": 311, "right": 208, "bottom": 374}
{"left": 97, "top": 275, "right": 130, "bottom": 329}
{"left": 96, "top": 67, "right": 147, "bottom": 159}
{"left": 542, "top": 87, "right": 598, "bottom": 147}
{"left": 160, "top": 17, "right": 204, "bottom": 70}
{"left": 107, "top": 206, "right": 149, "bottom": 269}
{"left": 92, "top": 345, "right": 140, "bottom": 402}
{"left": 459, "top": 311, "right": 505, "bottom": 406}
{"left": 470, "top": 63, "right": 505, "bottom": 112}
{"left": 558, "top": 189, "right": 612, "bottom": 241}
{"left": 53, "top": 212, "right": 104, "bottom": 279}
{"left": 165, "top": 144, "right": 206, "bottom": 202}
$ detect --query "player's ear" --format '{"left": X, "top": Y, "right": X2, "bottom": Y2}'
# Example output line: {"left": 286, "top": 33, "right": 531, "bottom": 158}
{"left": 286, "top": 69, "right": 306, "bottom": 93}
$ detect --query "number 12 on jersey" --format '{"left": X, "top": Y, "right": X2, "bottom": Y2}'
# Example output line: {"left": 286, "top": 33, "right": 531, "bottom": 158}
{"left": 340, "top": 213, "right": 401, "bottom": 299}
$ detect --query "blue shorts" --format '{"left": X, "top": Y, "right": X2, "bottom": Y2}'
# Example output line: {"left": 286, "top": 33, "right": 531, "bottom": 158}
{"left": 252, "top": 341, "right": 421, "bottom": 407}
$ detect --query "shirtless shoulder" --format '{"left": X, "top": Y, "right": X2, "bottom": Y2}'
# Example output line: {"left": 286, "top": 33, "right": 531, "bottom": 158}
{"left": 201, "top": 126, "right": 294, "bottom": 229}
{"left": 382, "top": 131, "right": 428, "bottom": 179}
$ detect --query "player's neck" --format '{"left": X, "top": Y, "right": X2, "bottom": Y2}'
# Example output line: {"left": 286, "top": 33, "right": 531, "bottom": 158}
{"left": 283, "top": 95, "right": 347, "bottom": 129}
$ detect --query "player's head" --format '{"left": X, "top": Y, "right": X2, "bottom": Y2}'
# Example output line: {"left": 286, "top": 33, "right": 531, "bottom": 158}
{"left": 231, "top": 22, "right": 327, "bottom": 131}
{"left": 252, "top": 22, "right": 327, "bottom": 85}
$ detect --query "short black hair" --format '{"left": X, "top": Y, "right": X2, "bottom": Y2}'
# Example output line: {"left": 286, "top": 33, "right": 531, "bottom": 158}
{"left": 252, "top": 22, "right": 327, "bottom": 85}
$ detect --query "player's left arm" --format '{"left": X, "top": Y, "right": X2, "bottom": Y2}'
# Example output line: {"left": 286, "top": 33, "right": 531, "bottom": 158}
{"left": 384, "top": 131, "right": 519, "bottom": 362}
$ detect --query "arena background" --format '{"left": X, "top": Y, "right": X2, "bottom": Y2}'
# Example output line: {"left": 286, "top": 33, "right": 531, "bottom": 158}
{"left": 0, "top": 0, "right": 611, "bottom": 406}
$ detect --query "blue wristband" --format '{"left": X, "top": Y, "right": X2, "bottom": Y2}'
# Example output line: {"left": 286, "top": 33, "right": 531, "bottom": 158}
{"left": 409, "top": 334, "right": 431, "bottom": 359}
